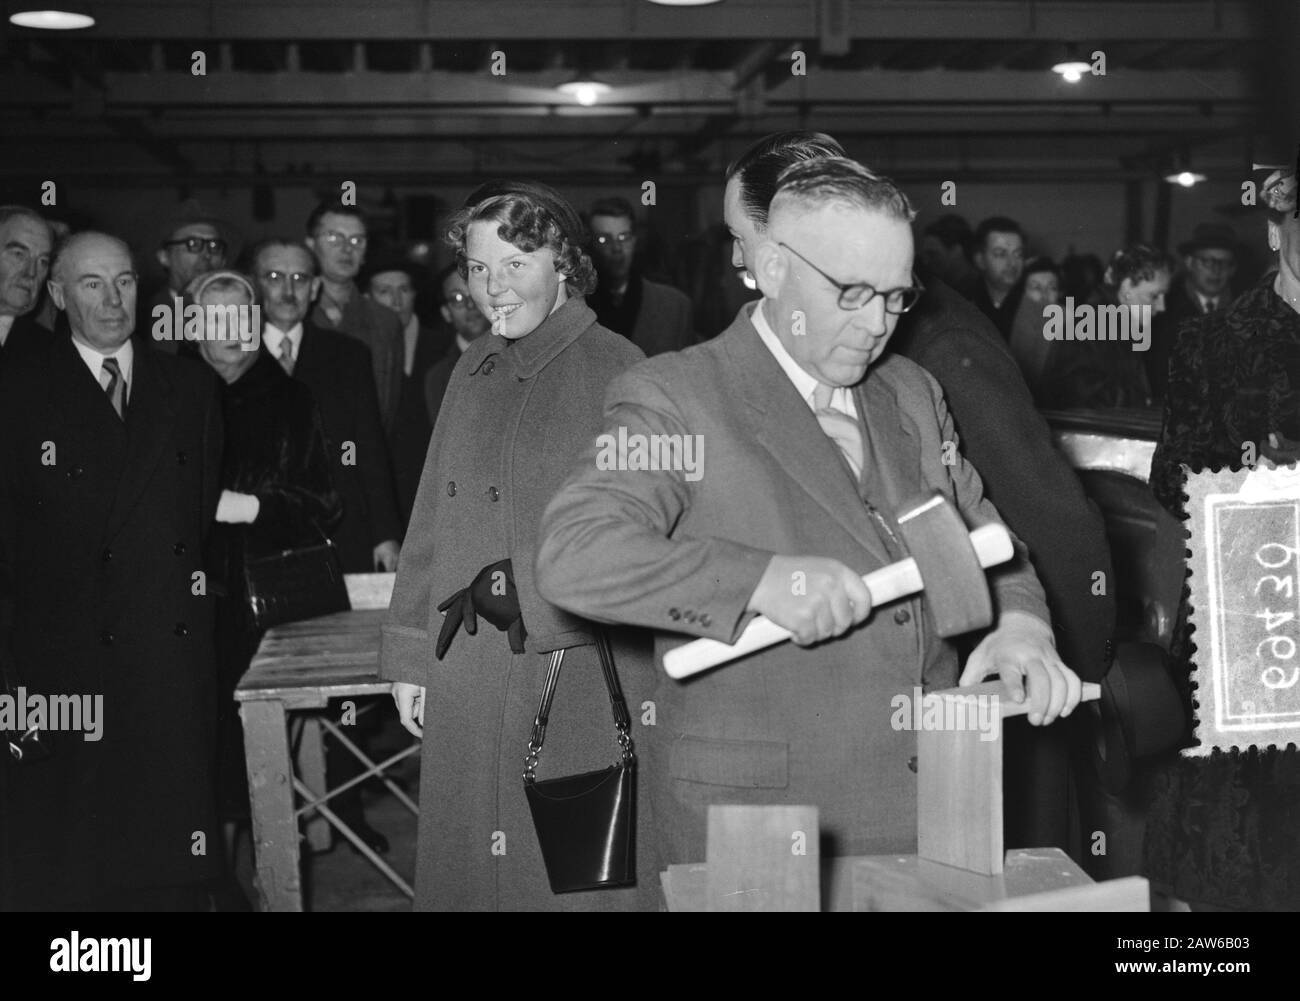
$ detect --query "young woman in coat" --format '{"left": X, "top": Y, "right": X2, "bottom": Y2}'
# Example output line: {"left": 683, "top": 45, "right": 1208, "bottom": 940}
{"left": 380, "top": 182, "right": 658, "bottom": 911}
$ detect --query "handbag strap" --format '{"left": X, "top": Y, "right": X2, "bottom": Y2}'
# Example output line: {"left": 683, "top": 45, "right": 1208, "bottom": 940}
{"left": 524, "top": 631, "right": 633, "bottom": 782}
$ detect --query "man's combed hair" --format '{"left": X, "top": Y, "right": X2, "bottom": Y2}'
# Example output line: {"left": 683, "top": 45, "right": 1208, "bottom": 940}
{"left": 973, "top": 216, "right": 1024, "bottom": 252}
{"left": 0, "top": 204, "right": 49, "bottom": 231}
{"left": 1105, "top": 244, "right": 1173, "bottom": 288}
{"left": 589, "top": 197, "right": 637, "bottom": 225}
{"left": 726, "top": 131, "right": 847, "bottom": 227}
{"left": 446, "top": 188, "right": 597, "bottom": 297}
{"left": 305, "top": 199, "right": 365, "bottom": 235}
{"left": 770, "top": 156, "right": 917, "bottom": 224}
{"left": 49, "top": 231, "right": 134, "bottom": 283}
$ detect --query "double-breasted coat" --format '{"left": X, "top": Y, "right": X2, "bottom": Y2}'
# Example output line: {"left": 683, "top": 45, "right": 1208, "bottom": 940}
{"left": 0, "top": 335, "right": 223, "bottom": 909}
{"left": 379, "top": 297, "right": 659, "bottom": 911}
{"left": 537, "top": 302, "right": 1050, "bottom": 866}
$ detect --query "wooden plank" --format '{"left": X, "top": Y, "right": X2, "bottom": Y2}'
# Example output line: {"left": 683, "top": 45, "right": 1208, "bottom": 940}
{"left": 983, "top": 875, "right": 1149, "bottom": 912}
{"left": 345, "top": 573, "right": 395, "bottom": 610}
{"left": 236, "top": 608, "right": 388, "bottom": 699}
{"left": 240, "top": 698, "right": 303, "bottom": 912}
{"left": 705, "top": 805, "right": 820, "bottom": 912}
{"left": 297, "top": 716, "right": 331, "bottom": 853}
{"left": 852, "top": 848, "right": 1094, "bottom": 912}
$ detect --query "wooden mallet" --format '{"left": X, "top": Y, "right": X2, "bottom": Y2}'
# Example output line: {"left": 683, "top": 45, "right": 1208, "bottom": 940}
{"left": 663, "top": 493, "right": 1013, "bottom": 679}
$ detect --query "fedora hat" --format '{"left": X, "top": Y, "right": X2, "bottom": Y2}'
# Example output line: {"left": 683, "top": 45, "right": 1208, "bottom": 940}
{"left": 1177, "top": 222, "right": 1239, "bottom": 258}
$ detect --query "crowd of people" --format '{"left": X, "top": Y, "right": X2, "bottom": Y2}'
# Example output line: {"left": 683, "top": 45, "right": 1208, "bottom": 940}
{"left": 0, "top": 130, "right": 1296, "bottom": 912}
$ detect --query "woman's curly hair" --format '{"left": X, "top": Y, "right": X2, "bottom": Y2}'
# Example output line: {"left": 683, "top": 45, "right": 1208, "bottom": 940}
{"left": 445, "top": 182, "right": 597, "bottom": 296}
{"left": 1105, "top": 243, "right": 1174, "bottom": 289}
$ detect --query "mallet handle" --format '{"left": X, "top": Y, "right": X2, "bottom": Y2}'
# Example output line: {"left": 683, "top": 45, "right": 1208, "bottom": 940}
{"left": 662, "top": 523, "right": 1014, "bottom": 680}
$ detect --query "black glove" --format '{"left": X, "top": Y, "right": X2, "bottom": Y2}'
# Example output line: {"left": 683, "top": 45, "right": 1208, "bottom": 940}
{"left": 435, "top": 558, "right": 527, "bottom": 659}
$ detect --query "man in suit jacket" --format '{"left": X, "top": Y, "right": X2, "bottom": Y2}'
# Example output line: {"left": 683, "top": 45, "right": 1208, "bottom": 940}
{"left": 959, "top": 216, "right": 1026, "bottom": 340}
{"left": 587, "top": 197, "right": 695, "bottom": 355}
{"left": 363, "top": 257, "right": 444, "bottom": 528}
{"left": 423, "top": 264, "right": 491, "bottom": 425}
{"left": 538, "top": 159, "right": 1081, "bottom": 865}
{"left": 0, "top": 205, "right": 53, "bottom": 369}
{"left": 306, "top": 201, "right": 405, "bottom": 434}
{"left": 0, "top": 232, "right": 223, "bottom": 910}
{"left": 252, "top": 238, "right": 400, "bottom": 575}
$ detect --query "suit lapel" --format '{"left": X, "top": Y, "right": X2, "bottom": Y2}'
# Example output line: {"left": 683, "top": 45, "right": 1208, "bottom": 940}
{"left": 104, "top": 345, "right": 176, "bottom": 543}
{"left": 854, "top": 371, "right": 922, "bottom": 513}
{"left": 722, "top": 311, "right": 893, "bottom": 568}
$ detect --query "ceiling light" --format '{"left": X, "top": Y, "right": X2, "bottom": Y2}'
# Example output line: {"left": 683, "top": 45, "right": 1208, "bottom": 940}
{"left": 557, "top": 79, "right": 611, "bottom": 107}
{"left": 1051, "top": 61, "right": 1091, "bottom": 84}
{"left": 9, "top": 8, "right": 95, "bottom": 29}
{"left": 1164, "top": 171, "right": 1207, "bottom": 187}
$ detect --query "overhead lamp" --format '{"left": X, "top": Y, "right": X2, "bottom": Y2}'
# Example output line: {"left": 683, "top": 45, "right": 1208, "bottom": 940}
{"left": 1164, "top": 170, "right": 1207, "bottom": 188}
{"left": 1051, "top": 61, "right": 1091, "bottom": 84}
{"left": 8, "top": 7, "right": 95, "bottom": 29}
{"left": 557, "top": 78, "right": 611, "bottom": 107}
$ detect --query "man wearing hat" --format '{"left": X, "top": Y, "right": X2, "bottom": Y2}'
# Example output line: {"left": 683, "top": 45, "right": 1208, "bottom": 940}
{"left": 141, "top": 201, "right": 239, "bottom": 355}
{"left": 363, "top": 255, "right": 443, "bottom": 527}
{"left": 1148, "top": 222, "right": 1239, "bottom": 400}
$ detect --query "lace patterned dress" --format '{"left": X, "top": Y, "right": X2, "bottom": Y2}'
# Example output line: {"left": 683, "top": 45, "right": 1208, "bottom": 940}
{"left": 1145, "top": 272, "right": 1300, "bottom": 910}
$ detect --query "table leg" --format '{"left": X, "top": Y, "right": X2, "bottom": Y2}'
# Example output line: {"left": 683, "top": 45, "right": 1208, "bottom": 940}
{"left": 298, "top": 715, "right": 332, "bottom": 852}
{"left": 241, "top": 698, "right": 303, "bottom": 912}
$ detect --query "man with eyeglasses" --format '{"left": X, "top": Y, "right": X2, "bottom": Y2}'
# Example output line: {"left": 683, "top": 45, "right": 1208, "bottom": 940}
{"left": 1147, "top": 223, "right": 1240, "bottom": 402}
{"left": 586, "top": 197, "right": 695, "bottom": 355}
{"left": 142, "top": 204, "right": 237, "bottom": 355}
{"left": 305, "top": 200, "right": 404, "bottom": 436}
{"left": 538, "top": 157, "right": 1079, "bottom": 869}
{"left": 423, "top": 263, "right": 491, "bottom": 426}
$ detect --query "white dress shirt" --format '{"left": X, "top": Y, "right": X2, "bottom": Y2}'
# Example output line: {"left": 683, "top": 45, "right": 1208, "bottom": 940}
{"left": 72, "top": 336, "right": 134, "bottom": 403}
{"left": 262, "top": 322, "right": 304, "bottom": 365}
{"left": 0, "top": 314, "right": 13, "bottom": 348}
{"left": 403, "top": 315, "right": 420, "bottom": 377}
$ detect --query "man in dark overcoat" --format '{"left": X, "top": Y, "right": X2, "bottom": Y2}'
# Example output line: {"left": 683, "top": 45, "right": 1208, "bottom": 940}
{"left": 0, "top": 232, "right": 223, "bottom": 910}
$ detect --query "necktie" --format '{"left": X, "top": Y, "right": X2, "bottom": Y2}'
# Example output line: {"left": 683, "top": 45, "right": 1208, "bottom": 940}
{"left": 277, "top": 337, "right": 295, "bottom": 375}
{"left": 100, "top": 356, "right": 125, "bottom": 420}
{"left": 813, "top": 382, "right": 863, "bottom": 481}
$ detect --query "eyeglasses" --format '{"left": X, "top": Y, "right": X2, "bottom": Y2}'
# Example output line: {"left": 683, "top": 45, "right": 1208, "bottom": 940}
{"left": 778, "top": 242, "right": 925, "bottom": 313}
{"left": 445, "top": 291, "right": 473, "bottom": 307}
{"left": 164, "top": 237, "right": 227, "bottom": 256}
{"left": 259, "top": 270, "right": 314, "bottom": 288}
{"left": 317, "top": 231, "right": 368, "bottom": 250}
{"left": 1263, "top": 171, "right": 1298, "bottom": 215}
{"left": 594, "top": 233, "right": 633, "bottom": 246}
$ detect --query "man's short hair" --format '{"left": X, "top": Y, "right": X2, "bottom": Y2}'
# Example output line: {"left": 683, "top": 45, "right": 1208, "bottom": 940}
{"left": 725, "top": 131, "right": 847, "bottom": 228}
{"left": 769, "top": 157, "right": 916, "bottom": 226}
{"left": 589, "top": 197, "right": 636, "bottom": 226}
{"left": 922, "top": 214, "right": 973, "bottom": 255}
{"left": 973, "top": 216, "right": 1024, "bottom": 252}
{"left": 0, "top": 204, "right": 50, "bottom": 233}
{"left": 305, "top": 199, "right": 365, "bottom": 236}
{"left": 249, "top": 237, "right": 320, "bottom": 276}
{"left": 1023, "top": 256, "right": 1060, "bottom": 281}
{"left": 49, "top": 231, "right": 134, "bottom": 283}
{"left": 1105, "top": 244, "right": 1174, "bottom": 288}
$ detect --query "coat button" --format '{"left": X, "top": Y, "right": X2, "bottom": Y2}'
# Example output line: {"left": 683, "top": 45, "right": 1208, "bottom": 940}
{"left": 101, "top": 547, "right": 112, "bottom": 562}
{"left": 668, "top": 608, "right": 681, "bottom": 621}
{"left": 907, "top": 756, "right": 918, "bottom": 773}
{"left": 488, "top": 486, "right": 500, "bottom": 502}
{"left": 174, "top": 623, "right": 189, "bottom": 637}
{"left": 893, "top": 608, "right": 911, "bottom": 625}
{"left": 482, "top": 360, "right": 495, "bottom": 375}
{"left": 100, "top": 630, "right": 114, "bottom": 646}
{"left": 177, "top": 451, "right": 187, "bottom": 465}
{"left": 699, "top": 613, "right": 712, "bottom": 627}
{"left": 683, "top": 610, "right": 697, "bottom": 623}
{"left": 173, "top": 542, "right": 186, "bottom": 555}
{"left": 447, "top": 481, "right": 457, "bottom": 497}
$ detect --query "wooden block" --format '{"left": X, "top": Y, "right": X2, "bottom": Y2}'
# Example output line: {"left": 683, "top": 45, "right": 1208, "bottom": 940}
{"left": 852, "top": 848, "right": 1094, "bottom": 912}
{"left": 705, "top": 805, "right": 820, "bottom": 912}
{"left": 982, "top": 875, "right": 1149, "bottom": 912}
{"left": 345, "top": 573, "right": 395, "bottom": 610}
{"left": 916, "top": 691, "right": 1003, "bottom": 875}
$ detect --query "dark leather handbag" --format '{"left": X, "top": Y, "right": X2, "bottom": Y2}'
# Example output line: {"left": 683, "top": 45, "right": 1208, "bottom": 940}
{"left": 523, "top": 631, "right": 636, "bottom": 893}
{"left": 2, "top": 660, "right": 53, "bottom": 765}
{"left": 244, "top": 531, "right": 350, "bottom": 631}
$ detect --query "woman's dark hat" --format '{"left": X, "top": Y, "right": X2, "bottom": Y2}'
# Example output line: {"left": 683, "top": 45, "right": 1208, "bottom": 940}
{"left": 463, "top": 180, "right": 586, "bottom": 243}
